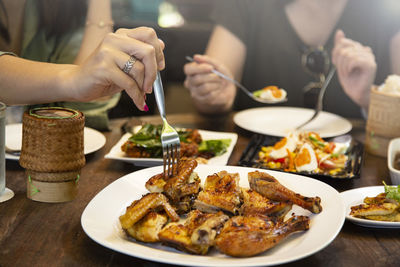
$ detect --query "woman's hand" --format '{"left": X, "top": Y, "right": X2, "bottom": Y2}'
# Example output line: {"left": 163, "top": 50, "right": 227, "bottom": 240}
{"left": 332, "top": 29, "right": 376, "bottom": 108}
{"left": 71, "top": 27, "right": 165, "bottom": 111}
{"left": 183, "top": 54, "right": 236, "bottom": 114}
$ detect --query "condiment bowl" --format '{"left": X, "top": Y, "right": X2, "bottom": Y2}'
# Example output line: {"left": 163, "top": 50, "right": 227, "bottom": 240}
{"left": 388, "top": 137, "right": 400, "bottom": 185}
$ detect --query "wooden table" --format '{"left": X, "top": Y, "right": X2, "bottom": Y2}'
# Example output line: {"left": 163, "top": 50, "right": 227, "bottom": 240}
{"left": 1, "top": 113, "right": 399, "bottom": 267}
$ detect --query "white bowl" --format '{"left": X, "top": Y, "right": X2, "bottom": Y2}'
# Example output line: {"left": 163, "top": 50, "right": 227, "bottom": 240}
{"left": 388, "top": 138, "right": 400, "bottom": 184}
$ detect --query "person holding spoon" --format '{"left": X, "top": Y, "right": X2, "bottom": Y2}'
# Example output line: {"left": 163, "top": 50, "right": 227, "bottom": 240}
{"left": 184, "top": 0, "right": 400, "bottom": 118}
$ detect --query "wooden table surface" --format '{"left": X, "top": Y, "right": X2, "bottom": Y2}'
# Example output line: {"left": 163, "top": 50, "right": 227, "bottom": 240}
{"left": 1, "top": 113, "right": 399, "bottom": 267}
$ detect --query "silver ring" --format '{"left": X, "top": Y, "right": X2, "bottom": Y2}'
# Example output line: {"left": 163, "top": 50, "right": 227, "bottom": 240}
{"left": 123, "top": 56, "right": 137, "bottom": 74}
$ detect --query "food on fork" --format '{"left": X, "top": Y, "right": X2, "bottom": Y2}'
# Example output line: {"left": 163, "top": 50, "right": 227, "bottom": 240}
{"left": 215, "top": 214, "right": 310, "bottom": 257}
{"left": 350, "top": 183, "right": 400, "bottom": 222}
{"left": 258, "top": 132, "right": 348, "bottom": 176}
{"left": 146, "top": 157, "right": 201, "bottom": 214}
{"left": 253, "top": 85, "right": 287, "bottom": 102}
{"left": 119, "top": 168, "right": 323, "bottom": 257}
{"left": 248, "top": 170, "right": 322, "bottom": 214}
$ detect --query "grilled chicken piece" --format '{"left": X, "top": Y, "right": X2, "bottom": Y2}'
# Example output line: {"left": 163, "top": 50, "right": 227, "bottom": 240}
{"left": 215, "top": 214, "right": 310, "bottom": 257}
{"left": 350, "top": 202, "right": 399, "bottom": 218}
{"left": 125, "top": 211, "right": 168, "bottom": 242}
{"left": 119, "top": 193, "right": 179, "bottom": 229}
{"left": 145, "top": 158, "right": 201, "bottom": 213}
{"left": 350, "top": 192, "right": 400, "bottom": 222}
{"left": 163, "top": 157, "right": 199, "bottom": 202}
{"left": 248, "top": 171, "right": 322, "bottom": 214}
{"left": 194, "top": 171, "right": 241, "bottom": 214}
{"left": 158, "top": 210, "right": 228, "bottom": 255}
{"left": 240, "top": 188, "right": 292, "bottom": 220}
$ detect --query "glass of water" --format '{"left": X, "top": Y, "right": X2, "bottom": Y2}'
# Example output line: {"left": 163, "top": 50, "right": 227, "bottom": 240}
{"left": 0, "top": 102, "right": 14, "bottom": 202}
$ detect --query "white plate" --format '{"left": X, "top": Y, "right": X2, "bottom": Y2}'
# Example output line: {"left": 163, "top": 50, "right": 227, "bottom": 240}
{"left": 5, "top": 123, "right": 106, "bottom": 160}
{"left": 105, "top": 130, "right": 238, "bottom": 166}
{"left": 340, "top": 186, "right": 400, "bottom": 228}
{"left": 81, "top": 165, "right": 345, "bottom": 267}
{"left": 233, "top": 107, "right": 352, "bottom": 138}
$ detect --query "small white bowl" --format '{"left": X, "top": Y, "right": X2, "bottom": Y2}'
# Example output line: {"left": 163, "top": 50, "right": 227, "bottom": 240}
{"left": 388, "top": 138, "right": 400, "bottom": 185}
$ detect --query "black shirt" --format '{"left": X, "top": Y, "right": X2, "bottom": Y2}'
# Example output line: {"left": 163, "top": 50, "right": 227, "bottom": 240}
{"left": 211, "top": 0, "right": 400, "bottom": 118}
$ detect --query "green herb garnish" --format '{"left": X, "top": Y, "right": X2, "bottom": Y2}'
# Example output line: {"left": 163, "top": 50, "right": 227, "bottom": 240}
{"left": 383, "top": 181, "right": 400, "bottom": 202}
{"left": 308, "top": 135, "right": 326, "bottom": 147}
{"left": 198, "top": 139, "right": 231, "bottom": 156}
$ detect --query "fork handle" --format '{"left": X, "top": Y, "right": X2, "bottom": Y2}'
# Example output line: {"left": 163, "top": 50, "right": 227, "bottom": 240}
{"left": 153, "top": 71, "right": 166, "bottom": 119}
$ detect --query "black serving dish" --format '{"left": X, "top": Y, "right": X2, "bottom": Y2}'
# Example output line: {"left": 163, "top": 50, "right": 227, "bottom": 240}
{"left": 238, "top": 134, "right": 364, "bottom": 179}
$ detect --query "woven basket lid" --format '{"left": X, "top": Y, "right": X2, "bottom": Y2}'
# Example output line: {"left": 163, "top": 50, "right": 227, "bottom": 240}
{"left": 19, "top": 107, "right": 86, "bottom": 172}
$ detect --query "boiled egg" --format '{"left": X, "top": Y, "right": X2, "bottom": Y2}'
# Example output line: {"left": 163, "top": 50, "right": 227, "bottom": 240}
{"left": 259, "top": 86, "right": 287, "bottom": 101}
{"left": 295, "top": 143, "right": 318, "bottom": 172}
{"left": 269, "top": 133, "right": 298, "bottom": 159}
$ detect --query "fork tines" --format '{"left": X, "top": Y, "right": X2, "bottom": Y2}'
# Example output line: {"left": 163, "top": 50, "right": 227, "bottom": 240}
{"left": 163, "top": 143, "right": 181, "bottom": 178}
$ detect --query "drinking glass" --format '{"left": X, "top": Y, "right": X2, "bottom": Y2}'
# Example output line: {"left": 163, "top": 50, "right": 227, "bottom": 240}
{"left": 0, "top": 102, "right": 14, "bottom": 202}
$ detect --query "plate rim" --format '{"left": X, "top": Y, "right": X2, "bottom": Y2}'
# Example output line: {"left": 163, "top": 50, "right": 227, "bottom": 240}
{"left": 340, "top": 186, "right": 400, "bottom": 228}
{"left": 233, "top": 107, "right": 352, "bottom": 138}
{"left": 81, "top": 165, "right": 345, "bottom": 266}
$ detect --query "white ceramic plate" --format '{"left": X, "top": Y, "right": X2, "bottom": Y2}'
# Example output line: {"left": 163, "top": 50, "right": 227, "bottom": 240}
{"left": 81, "top": 165, "right": 345, "bottom": 267}
{"left": 233, "top": 107, "right": 352, "bottom": 138}
{"left": 105, "top": 130, "right": 238, "bottom": 166}
{"left": 340, "top": 186, "right": 400, "bottom": 228}
{"left": 5, "top": 123, "right": 106, "bottom": 160}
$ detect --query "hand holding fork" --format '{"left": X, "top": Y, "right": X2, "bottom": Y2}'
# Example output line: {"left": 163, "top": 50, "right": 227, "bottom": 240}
{"left": 153, "top": 72, "right": 181, "bottom": 177}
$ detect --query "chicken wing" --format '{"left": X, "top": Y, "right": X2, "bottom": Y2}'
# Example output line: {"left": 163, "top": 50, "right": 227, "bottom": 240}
{"left": 119, "top": 193, "right": 179, "bottom": 230}
{"left": 125, "top": 211, "right": 168, "bottom": 242}
{"left": 145, "top": 158, "right": 201, "bottom": 213}
{"left": 215, "top": 214, "right": 310, "bottom": 257}
{"left": 194, "top": 171, "right": 241, "bottom": 214}
{"left": 240, "top": 188, "right": 292, "bottom": 220}
{"left": 248, "top": 171, "right": 322, "bottom": 214}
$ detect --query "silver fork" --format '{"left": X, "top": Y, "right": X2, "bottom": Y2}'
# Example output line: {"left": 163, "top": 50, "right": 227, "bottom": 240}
{"left": 296, "top": 66, "right": 336, "bottom": 130}
{"left": 153, "top": 71, "right": 181, "bottom": 177}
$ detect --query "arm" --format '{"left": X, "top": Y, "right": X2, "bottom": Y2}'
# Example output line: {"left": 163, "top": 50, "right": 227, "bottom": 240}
{"left": 74, "top": 0, "right": 113, "bottom": 64}
{"left": 390, "top": 30, "right": 400, "bottom": 75}
{"left": 183, "top": 25, "right": 246, "bottom": 114}
{"left": 0, "top": 27, "right": 165, "bottom": 110}
{"left": 332, "top": 30, "right": 377, "bottom": 109}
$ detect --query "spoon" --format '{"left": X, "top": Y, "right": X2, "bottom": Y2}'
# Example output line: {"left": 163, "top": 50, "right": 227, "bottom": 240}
{"left": 185, "top": 56, "right": 287, "bottom": 104}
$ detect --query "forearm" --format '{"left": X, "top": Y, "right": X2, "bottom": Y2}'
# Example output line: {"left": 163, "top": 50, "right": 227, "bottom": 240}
{"left": 0, "top": 55, "right": 77, "bottom": 105}
{"left": 74, "top": 0, "right": 113, "bottom": 64}
{"left": 205, "top": 25, "right": 246, "bottom": 81}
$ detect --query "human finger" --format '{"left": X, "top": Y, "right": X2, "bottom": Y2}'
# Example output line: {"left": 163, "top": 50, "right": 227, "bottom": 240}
{"left": 116, "top": 27, "right": 165, "bottom": 70}
{"left": 104, "top": 64, "right": 146, "bottom": 110}
{"left": 190, "top": 82, "right": 222, "bottom": 99}
{"left": 185, "top": 72, "right": 221, "bottom": 88}
{"left": 184, "top": 61, "right": 214, "bottom": 76}
{"left": 102, "top": 32, "right": 158, "bottom": 93}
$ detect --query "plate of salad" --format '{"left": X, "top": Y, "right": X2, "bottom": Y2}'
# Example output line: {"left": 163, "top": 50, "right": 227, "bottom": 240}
{"left": 238, "top": 132, "right": 363, "bottom": 179}
{"left": 105, "top": 124, "right": 238, "bottom": 166}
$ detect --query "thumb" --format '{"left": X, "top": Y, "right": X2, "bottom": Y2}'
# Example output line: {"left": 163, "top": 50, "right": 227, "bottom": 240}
{"left": 334, "top": 29, "right": 345, "bottom": 45}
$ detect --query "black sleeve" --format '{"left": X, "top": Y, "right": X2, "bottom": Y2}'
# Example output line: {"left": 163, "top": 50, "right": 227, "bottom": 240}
{"left": 210, "top": 0, "right": 251, "bottom": 43}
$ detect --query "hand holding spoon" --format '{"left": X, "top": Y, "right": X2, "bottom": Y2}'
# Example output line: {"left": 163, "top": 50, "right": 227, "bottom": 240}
{"left": 185, "top": 56, "right": 287, "bottom": 104}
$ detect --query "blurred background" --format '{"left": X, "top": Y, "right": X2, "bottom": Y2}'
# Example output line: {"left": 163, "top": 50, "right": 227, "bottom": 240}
{"left": 109, "top": 0, "right": 216, "bottom": 118}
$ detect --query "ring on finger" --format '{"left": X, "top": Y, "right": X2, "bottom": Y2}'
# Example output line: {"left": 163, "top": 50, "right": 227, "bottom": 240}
{"left": 123, "top": 56, "right": 137, "bottom": 74}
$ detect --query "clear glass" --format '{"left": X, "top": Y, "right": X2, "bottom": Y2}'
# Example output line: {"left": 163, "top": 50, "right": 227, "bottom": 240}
{"left": 0, "top": 102, "right": 5, "bottom": 194}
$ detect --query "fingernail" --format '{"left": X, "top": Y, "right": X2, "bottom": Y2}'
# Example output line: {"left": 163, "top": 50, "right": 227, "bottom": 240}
{"left": 144, "top": 94, "right": 147, "bottom": 101}
{"left": 144, "top": 104, "right": 149, "bottom": 112}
